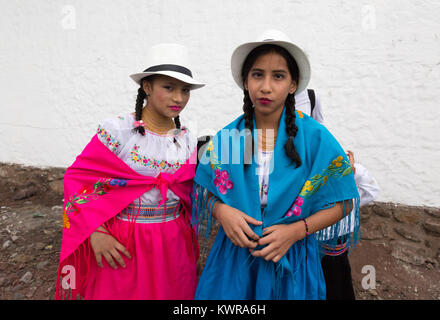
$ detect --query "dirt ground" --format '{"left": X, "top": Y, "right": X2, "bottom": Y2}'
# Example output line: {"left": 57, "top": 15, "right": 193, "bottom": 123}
{"left": 0, "top": 182, "right": 439, "bottom": 300}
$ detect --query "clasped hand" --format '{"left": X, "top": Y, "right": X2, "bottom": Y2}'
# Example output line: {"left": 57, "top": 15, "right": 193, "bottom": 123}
{"left": 214, "top": 202, "right": 302, "bottom": 263}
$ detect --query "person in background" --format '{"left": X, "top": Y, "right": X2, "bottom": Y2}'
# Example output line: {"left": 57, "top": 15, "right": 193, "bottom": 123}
{"left": 295, "top": 89, "right": 324, "bottom": 124}
{"left": 296, "top": 89, "right": 380, "bottom": 299}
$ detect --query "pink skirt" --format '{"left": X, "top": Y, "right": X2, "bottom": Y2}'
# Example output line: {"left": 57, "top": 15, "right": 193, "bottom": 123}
{"left": 83, "top": 202, "right": 198, "bottom": 300}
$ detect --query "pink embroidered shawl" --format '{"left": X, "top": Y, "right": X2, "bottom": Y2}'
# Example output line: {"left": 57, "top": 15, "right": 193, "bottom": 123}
{"left": 55, "top": 135, "right": 198, "bottom": 300}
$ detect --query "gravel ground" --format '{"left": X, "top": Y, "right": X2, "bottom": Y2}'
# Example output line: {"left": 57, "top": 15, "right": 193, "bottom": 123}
{"left": 0, "top": 199, "right": 439, "bottom": 300}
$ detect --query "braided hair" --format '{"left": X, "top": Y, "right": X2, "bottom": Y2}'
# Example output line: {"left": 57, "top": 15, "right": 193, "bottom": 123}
{"left": 284, "top": 92, "right": 301, "bottom": 167}
{"left": 132, "top": 76, "right": 181, "bottom": 136}
{"left": 133, "top": 86, "right": 146, "bottom": 135}
{"left": 242, "top": 90, "right": 254, "bottom": 165}
{"left": 241, "top": 44, "right": 302, "bottom": 168}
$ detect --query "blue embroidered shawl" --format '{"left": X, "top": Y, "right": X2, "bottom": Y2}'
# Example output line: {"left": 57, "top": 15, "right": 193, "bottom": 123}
{"left": 192, "top": 107, "right": 360, "bottom": 299}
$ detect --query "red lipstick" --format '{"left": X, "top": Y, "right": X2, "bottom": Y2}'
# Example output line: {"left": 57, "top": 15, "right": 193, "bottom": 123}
{"left": 169, "top": 105, "right": 182, "bottom": 111}
{"left": 258, "top": 98, "right": 272, "bottom": 105}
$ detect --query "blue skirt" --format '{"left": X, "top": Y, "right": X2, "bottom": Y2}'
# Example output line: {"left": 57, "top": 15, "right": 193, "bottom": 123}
{"left": 195, "top": 227, "right": 326, "bottom": 300}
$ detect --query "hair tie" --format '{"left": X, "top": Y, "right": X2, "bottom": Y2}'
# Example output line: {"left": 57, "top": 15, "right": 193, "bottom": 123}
{"left": 133, "top": 120, "right": 144, "bottom": 127}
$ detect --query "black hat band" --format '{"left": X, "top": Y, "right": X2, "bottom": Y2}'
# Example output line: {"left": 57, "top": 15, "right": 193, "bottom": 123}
{"left": 143, "top": 64, "right": 192, "bottom": 78}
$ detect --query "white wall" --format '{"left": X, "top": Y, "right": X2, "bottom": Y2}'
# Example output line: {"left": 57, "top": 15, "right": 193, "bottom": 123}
{"left": 1, "top": 0, "right": 439, "bottom": 206}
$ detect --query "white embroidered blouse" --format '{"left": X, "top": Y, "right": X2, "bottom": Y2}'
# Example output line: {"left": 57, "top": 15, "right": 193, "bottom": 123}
{"left": 96, "top": 113, "right": 197, "bottom": 206}
{"left": 258, "top": 149, "right": 274, "bottom": 208}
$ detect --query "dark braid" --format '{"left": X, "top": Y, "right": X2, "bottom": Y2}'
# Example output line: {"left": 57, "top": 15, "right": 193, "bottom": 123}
{"left": 243, "top": 90, "right": 254, "bottom": 165}
{"left": 243, "top": 90, "right": 253, "bottom": 129}
{"left": 174, "top": 116, "right": 181, "bottom": 130}
{"left": 172, "top": 116, "right": 181, "bottom": 144}
{"left": 133, "top": 85, "right": 146, "bottom": 136}
{"left": 284, "top": 93, "right": 302, "bottom": 167}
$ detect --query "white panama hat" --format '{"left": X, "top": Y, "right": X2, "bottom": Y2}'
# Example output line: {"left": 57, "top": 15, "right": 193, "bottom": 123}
{"left": 130, "top": 43, "right": 205, "bottom": 90}
{"left": 230, "top": 29, "right": 311, "bottom": 95}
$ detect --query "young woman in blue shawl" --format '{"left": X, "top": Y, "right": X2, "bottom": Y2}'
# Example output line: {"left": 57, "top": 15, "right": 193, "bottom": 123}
{"left": 192, "top": 30, "right": 360, "bottom": 300}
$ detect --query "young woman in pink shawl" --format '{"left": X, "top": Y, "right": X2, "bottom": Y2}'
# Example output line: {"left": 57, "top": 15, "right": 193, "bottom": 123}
{"left": 55, "top": 44, "right": 205, "bottom": 300}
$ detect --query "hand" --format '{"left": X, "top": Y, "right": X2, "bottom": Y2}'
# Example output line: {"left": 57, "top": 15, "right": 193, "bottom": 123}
{"left": 346, "top": 150, "right": 356, "bottom": 175}
{"left": 251, "top": 222, "right": 304, "bottom": 263}
{"left": 90, "top": 226, "right": 132, "bottom": 269}
{"left": 214, "top": 202, "right": 262, "bottom": 249}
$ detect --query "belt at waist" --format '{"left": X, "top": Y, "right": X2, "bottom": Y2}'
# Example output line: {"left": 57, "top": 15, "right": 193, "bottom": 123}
{"left": 321, "top": 241, "right": 348, "bottom": 256}
{"left": 117, "top": 199, "right": 181, "bottom": 223}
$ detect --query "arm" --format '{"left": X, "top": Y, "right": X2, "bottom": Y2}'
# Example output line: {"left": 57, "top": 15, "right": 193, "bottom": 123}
{"left": 251, "top": 200, "right": 351, "bottom": 263}
{"left": 353, "top": 163, "right": 380, "bottom": 206}
{"left": 347, "top": 150, "right": 380, "bottom": 206}
{"left": 303, "top": 200, "right": 351, "bottom": 235}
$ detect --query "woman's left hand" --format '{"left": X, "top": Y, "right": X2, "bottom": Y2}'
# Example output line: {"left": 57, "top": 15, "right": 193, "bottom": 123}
{"left": 251, "top": 222, "right": 304, "bottom": 263}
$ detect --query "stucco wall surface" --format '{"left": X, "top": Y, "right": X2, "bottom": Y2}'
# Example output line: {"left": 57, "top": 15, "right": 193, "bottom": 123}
{"left": 0, "top": 0, "right": 439, "bottom": 206}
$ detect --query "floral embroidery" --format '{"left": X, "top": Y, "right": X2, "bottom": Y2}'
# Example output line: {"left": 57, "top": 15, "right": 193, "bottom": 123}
{"left": 259, "top": 182, "right": 269, "bottom": 198}
{"left": 117, "top": 116, "right": 125, "bottom": 120}
{"left": 97, "top": 125, "right": 120, "bottom": 152}
{"left": 299, "top": 155, "right": 352, "bottom": 199}
{"left": 214, "top": 169, "right": 234, "bottom": 195}
{"left": 206, "top": 140, "right": 220, "bottom": 170}
{"left": 62, "top": 210, "right": 70, "bottom": 229}
{"left": 297, "top": 110, "right": 304, "bottom": 119}
{"left": 284, "top": 156, "right": 351, "bottom": 218}
{"left": 63, "top": 178, "right": 127, "bottom": 229}
{"left": 205, "top": 140, "right": 233, "bottom": 194}
{"left": 286, "top": 196, "right": 304, "bottom": 217}
{"left": 130, "top": 145, "right": 184, "bottom": 170}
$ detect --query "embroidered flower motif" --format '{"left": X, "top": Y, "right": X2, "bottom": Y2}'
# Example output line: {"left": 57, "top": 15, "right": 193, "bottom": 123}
{"left": 205, "top": 139, "right": 233, "bottom": 195}
{"left": 109, "top": 178, "right": 127, "bottom": 187}
{"left": 97, "top": 125, "right": 120, "bottom": 152}
{"left": 214, "top": 169, "right": 233, "bottom": 195}
{"left": 62, "top": 210, "right": 70, "bottom": 229}
{"left": 297, "top": 110, "right": 304, "bottom": 119}
{"left": 294, "top": 196, "right": 303, "bottom": 206}
{"left": 130, "top": 145, "right": 184, "bottom": 170}
{"left": 207, "top": 145, "right": 220, "bottom": 171}
{"left": 331, "top": 156, "right": 344, "bottom": 167}
{"left": 207, "top": 141, "right": 214, "bottom": 151}
{"left": 63, "top": 178, "right": 128, "bottom": 229}
{"left": 301, "top": 180, "right": 314, "bottom": 193}
{"left": 79, "top": 184, "right": 93, "bottom": 194}
{"left": 299, "top": 155, "right": 352, "bottom": 199}
{"left": 286, "top": 196, "right": 304, "bottom": 217}
{"left": 218, "top": 185, "right": 227, "bottom": 194}
{"left": 259, "top": 183, "right": 269, "bottom": 197}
